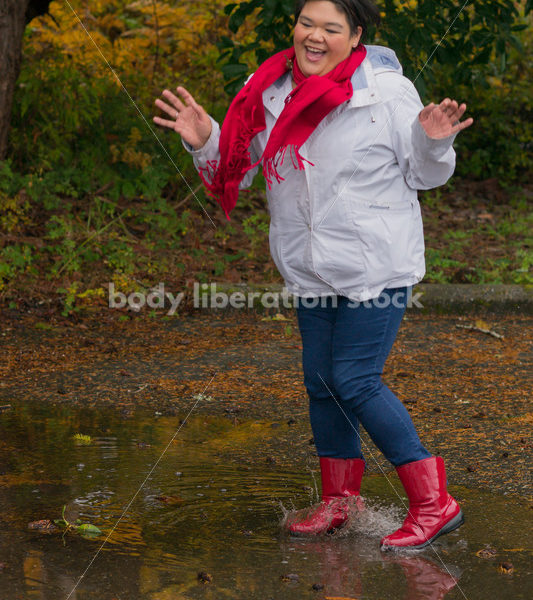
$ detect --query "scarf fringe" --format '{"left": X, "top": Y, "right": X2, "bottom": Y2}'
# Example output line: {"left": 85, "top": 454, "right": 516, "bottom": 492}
{"left": 262, "top": 145, "right": 314, "bottom": 189}
{"left": 200, "top": 117, "right": 261, "bottom": 219}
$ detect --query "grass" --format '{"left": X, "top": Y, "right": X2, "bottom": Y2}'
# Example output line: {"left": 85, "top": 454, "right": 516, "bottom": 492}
{"left": 0, "top": 178, "right": 530, "bottom": 314}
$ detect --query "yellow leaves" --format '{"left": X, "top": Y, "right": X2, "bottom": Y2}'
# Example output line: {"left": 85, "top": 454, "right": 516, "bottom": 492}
{"left": 487, "top": 76, "right": 504, "bottom": 88}
{"left": 261, "top": 313, "right": 289, "bottom": 321}
{"left": 0, "top": 191, "right": 32, "bottom": 234}
{"left": 110, "top": 127, "right": 152, "bottom": 169}
{"left": 393, "top": 0, "right": 418, "bottom": 12}
{"left": 72, "top": 433, "right": 92, "bottom": 445}
{"left": 24, "top": 1, "right": 225, "bottom": 88}
{"left": 98, "top": 13, "right": 126, "bottom": 43}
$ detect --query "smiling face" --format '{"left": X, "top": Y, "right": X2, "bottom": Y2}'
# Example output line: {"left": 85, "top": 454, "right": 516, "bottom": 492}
{"left": 293, "top": 1, "right": 362, "bottom": 77}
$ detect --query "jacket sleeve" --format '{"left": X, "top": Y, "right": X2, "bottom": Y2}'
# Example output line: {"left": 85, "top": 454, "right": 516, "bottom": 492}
{"left": 390, "top": 78, "right": 457, "bottom": 190}
{"left": 182, "top": 117, "right": 261, "bottom": 190}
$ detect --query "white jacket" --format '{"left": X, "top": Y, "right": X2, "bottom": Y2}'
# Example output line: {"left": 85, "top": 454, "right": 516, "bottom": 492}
{"left": 186, "top": 46, "right": 457, "bottom": 301}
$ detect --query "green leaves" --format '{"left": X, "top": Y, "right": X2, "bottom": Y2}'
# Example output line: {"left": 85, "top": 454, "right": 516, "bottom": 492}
{"left": 218, "top": 0, "right": 532, "bottom": 182}
{"left": 220, "top": 0, "right": 525, "bottom": 93}
{"left": 54, "top": 505, "right": 103, "bottom": 539}
{"left": 76, "top": 523, "right": 103, "bottom": 536}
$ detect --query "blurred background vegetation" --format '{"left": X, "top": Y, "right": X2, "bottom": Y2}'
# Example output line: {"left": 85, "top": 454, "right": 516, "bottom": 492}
{"left": 0, "top": 0, "right": 531, "bottom": 315}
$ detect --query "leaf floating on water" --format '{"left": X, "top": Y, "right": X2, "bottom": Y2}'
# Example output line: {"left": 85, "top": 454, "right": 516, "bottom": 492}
{"left": 76, "top": 523, "right": 102, "bottom": 537}
{"left": 52, "top": 506, "right": 102, "bottom": 538}
{"left": 28, "top": 519, "right": 59, "bottom": 533}
{"left": 72, "top": 433, "right": 92, "bottom": 445}
{"left": 155, "top": 495, "right": 184, "bottom": 505}
{"left": 280, "top": 573, "right": 299, "bottom": 582}
{"left": 197, "top": 571, "right": 212, "bottom": 584}
{"left": 497, "top": 562, "right": 514, "bottom": 575}
{"left": 476, "top": 545, "right": 498, "bottom": 558}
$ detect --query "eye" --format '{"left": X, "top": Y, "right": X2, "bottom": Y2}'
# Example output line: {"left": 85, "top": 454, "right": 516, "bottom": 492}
{"left": 326, "top": 29, "right": 339, "bottom": 34}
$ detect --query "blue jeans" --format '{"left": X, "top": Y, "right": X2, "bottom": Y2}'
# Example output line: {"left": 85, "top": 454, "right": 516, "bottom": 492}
{"left": 296, "top": 287, "right": 431, "bottom": 467}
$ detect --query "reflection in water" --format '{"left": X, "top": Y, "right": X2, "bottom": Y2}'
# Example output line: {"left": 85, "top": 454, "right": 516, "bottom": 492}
{"left": 388, "top": 556, "right": 461, "bottom": 600}
{"left": 0, "top": 401, "right": 531, "bottom": 599}
{"left": 279, "top": 535, "right": 460, "bottom": 600}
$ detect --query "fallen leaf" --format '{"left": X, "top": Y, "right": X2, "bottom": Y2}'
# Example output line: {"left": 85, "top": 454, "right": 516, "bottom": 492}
{"left": 197, "top": 571, "right": 212, "bottom": 584}
{"left": 155, "top": 495, "right": 184, "bottom": 505}
{"left": 497, "top": 562, "right": 514, "bottom": 575}
{"left": 28, "top": 520, "right": 59, "bottom": 533}
{"left": 476, "top": 546, "right": 497, "bottom": 559}
{"left": 280, "top": 573, "right": 299, "bottom": 582}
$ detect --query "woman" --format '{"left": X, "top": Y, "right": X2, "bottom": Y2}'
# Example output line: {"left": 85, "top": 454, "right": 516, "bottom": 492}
{"left": 154, "top": 0, "right": 473, "bottom": 550}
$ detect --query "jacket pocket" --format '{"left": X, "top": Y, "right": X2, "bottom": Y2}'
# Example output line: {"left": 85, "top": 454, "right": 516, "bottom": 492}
{"left": 348, "top": 198, "right": 416, "bottom": 289}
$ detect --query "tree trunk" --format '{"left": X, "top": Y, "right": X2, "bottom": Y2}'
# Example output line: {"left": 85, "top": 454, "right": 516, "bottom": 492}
{"left": 0, "top": 0, "right": 52, "bottom": 160}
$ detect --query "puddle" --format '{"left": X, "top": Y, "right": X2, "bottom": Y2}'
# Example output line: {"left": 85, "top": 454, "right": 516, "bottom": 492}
{"left": 0, "top": 401, "right": 531, "bottom": 599}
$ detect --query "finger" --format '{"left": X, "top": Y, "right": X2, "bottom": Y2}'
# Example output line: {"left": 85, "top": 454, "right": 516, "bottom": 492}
{"left": 450, "top": 116, "right": 474, "bottom": 135}
{"left": 162, "top": 89, "right": 187, "bottom": 112}
{"left": 419, "top": 102, "right": 436, "bottom": 120}
{"left": 449, "top": 104, "right": 469, "bottom": 127}
{"left": 454, "top": 103, "right": 467, "bottom": 120}
{"left": 456, "top": 117, "right": 474, "bottom": 131}
{"left": 176, "top": 86, "right": 200, "bottom": 109}
{"left": 447, "top": 100, "right": 459, "bottom": 117}
{"left": 176, "top": 85, "right": 206, "bottom": 116}
{"left": 444, "top": 100, "right": 461, "bottom": 121}
{"left": 438, "top": 98, "right": 451, "bottom": 114}
{"left": 155, "top": 98, "right": 179, "bottom": 119}
{"left": 153, "top": 115, "right": 179, "bottom": 129}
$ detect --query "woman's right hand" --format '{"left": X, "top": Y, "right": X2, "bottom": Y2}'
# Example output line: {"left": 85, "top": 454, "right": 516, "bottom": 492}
{"left": 153, "top": 86, "right": 212, "bottom": 150}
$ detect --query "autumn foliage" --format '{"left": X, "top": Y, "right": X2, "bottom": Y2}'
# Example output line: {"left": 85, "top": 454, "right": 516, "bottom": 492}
{"left": 0, "top": 0, "right": 531, "bottom": 306}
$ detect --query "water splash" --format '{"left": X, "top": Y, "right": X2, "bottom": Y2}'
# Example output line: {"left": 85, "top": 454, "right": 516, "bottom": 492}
{"left": 278, "top": 495, "right": 403, "bottom": 539}
{"left": 341, "top": 497, "right": 403, "bottom": 538}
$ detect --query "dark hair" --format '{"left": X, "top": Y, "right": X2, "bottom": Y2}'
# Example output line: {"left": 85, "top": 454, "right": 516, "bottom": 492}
{"left": 294, "top": 0, "right": 381, "bottom": 40}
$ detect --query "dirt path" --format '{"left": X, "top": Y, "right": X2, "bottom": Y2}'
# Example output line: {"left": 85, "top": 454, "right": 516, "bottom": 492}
{"left": 1, "top": 307, "right": 531, "bottom": 498}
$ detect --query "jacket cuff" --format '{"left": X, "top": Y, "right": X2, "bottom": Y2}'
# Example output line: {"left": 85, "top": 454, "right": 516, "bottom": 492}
{"left": 411, "top": 116, "right": 457, "bottom": 159}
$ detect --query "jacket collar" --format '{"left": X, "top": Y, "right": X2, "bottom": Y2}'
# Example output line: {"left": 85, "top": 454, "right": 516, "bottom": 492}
{"left": 263, "top": 58, "right": 383, "bottom": 119}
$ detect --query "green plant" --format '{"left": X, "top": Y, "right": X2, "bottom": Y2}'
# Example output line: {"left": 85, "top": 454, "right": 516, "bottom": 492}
{"left": 242, "top": 213, "right": 269, "bottom": 258}
{"left": 54, "top": 505, "right": 102, "bottom": 539}
{"left": 0, "top": 244, "right": 34, "bottom": 290}
{"left": 221, "top": 0, "right": 525, "bottom": 92}
{"left": 57, "top": 282, "right": 80, "bottom": 317}
{"left": 220, "top": 1, "right": 532, "bottom": 182}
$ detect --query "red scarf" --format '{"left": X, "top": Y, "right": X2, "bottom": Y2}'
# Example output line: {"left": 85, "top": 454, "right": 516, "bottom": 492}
{"left": 199, "top": 45, "right": 367, "bottom": 219}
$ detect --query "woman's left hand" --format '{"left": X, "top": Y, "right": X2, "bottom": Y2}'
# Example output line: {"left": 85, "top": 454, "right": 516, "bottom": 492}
{"left": 419, "top": 98, "right": 473, "bottom": 139}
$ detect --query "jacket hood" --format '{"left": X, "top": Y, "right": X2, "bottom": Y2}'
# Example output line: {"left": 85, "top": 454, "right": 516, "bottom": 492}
{"left": 352, "top": 45, "right": 403, "bottom": 92}
{"left": 366, "top": 45, "right": 403, "bottom": 74}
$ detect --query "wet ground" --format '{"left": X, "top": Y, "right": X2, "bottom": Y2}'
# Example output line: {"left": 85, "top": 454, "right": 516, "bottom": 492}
{"left": 0, "top": 307, "right": 531, "bottom": 598}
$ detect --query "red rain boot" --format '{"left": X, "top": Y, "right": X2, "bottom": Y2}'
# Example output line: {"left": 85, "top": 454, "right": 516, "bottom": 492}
{"left": 287, "top": 457, "right": 365, "bottom": 536}
{"left": 380, "top": 456, "right": 464, "bottom": 550}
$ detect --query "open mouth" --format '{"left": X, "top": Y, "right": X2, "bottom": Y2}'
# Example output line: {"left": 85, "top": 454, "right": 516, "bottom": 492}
{"left": 305, "top": 46, "right": 326, "bottom": 62}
